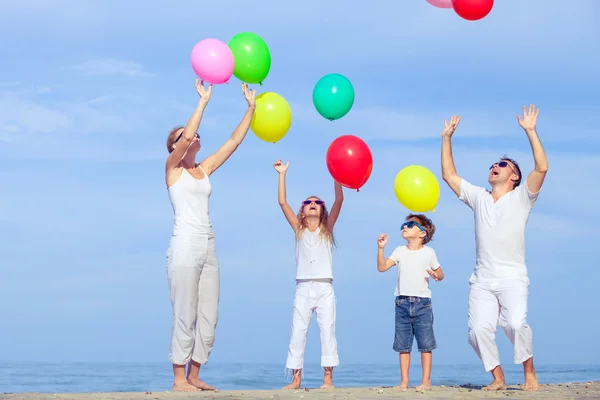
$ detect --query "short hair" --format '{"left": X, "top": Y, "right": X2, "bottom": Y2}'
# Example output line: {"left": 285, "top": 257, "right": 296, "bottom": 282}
{"left": 501, "top": 155, "right": 522, "bottom": 188}
{"left": 406, "top": 213, "right": 436, "bottom": 245}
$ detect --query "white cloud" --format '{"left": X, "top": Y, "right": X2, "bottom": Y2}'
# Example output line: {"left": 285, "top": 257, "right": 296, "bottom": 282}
{"left": 61, "top": 58, "right": 154, "bottom": 77}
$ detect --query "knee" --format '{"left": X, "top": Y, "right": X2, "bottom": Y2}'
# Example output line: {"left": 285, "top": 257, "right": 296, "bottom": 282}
{"left": 468, "top": 320, "right": 495, "bottom": 339}
{"left": 505, "top": 315, "right": 527, "bottom": 333}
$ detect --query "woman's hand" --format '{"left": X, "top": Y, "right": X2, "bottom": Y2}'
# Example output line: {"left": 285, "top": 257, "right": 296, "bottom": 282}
{"left": 242, "top": 83, "right": 257, "bottom": 109}
{"left": 196, "top": 78, "right": 212, "bottom": 104}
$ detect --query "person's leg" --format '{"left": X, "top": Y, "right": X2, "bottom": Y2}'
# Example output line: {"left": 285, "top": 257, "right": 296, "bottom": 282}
{"left": 468, "top": 281, "right": 506, "bottom": 390}
{"left": 283, "top": 283, "right": 313, "bottom": 389}
{"left": 497, "top": 279, "right": 538, "bottom": 392}
{"left": 188, "top": 236, "right": 220, "bottom": 390}
{"left": 166, "top": 245, "right": 202, "bottom": 392}
{"left": 315, "top": 282, "right": 338, "bottom": 389}
{"left": 392, "top": 297, "right": 413, "bottom": 391}
{"left": 413, "top": 297, "right": 436, "bottom": 392}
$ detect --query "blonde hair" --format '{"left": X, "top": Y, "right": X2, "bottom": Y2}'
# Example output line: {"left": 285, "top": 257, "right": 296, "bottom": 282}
{"left": 166, "top": 126, "right": 184, "bottom": 153}
{"left": 295, "top": 196, "right": 336, "bottom": 247}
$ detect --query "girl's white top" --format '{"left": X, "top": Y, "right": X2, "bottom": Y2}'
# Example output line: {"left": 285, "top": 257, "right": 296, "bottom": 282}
{"left": 295, "top": 227, "right": 333, "bottom": 280}
{"left": 167, "top": 166, "right": 213, "bottom": 236}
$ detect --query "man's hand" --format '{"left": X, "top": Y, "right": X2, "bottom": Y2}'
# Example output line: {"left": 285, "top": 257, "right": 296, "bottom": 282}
{"left": 377, "top": 234, "right": 388, "bottom": 249}
{"left": 517, "top": 104, "right": 539, "bottom": 132}
{"left": 442, "top": 115, "right": 461, "bottom": 138}
{"left": 427, "top": 269, "right": 442, "bottom": 282}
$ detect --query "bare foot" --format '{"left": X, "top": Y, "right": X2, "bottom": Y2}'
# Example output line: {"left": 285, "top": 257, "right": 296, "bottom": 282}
{"left": 394, "top": 381, "right": 409, "bottom": 391}
{"left": 282, "top": 381, "right": 301, "bottom": 390}
{"left": 187, "top": 377, "right": 216, "bottom": 391}
{"left": 172, "top": 381, "right": 200, "bottom": 392}
{"left": 416, "top": 382, "right": 432, "bottom": 392}
{"left": 524, "top": 372, "right": 539, "bottom": 392}
{"left": 320, "top": 383, "right": 335, "bottom": 389}
{"left": 482, "top": 380, "right": 507, "bottom": 391}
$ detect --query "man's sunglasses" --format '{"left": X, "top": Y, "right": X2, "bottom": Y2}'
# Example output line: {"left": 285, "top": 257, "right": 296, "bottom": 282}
{"left": 302, "top": 199, "right": 325, "bottom": 206}
{"left": 489, "top": 161, "right": 517, "bottom": 174}
{"left": 401, "top": 221, "right": 428, "bottom": 240}
{"left": 174, "top": 131, "right": 200, "bottom": 144}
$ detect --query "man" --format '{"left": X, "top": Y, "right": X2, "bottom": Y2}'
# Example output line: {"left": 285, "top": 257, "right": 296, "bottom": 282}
{"left": 440, "top": 105, "right": 548, "bottom": 392}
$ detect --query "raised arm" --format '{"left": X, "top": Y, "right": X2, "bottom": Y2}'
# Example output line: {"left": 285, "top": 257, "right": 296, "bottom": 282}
{"left": 327, "top": 180, "right": 344, "bottom": 231}
{"left": 441, "top": 115, "right": 462, "bottom": 196}
{"left": 166, "top": 79, "right": 211, "bottom": 171}
{"left": 517, "top": 104, "right": 548, "bottom": 193}
{"left": 377, "top": 234, "right": 396, "bottom": 272}
{"left": 200, "top": 83, "right": 256, "bottom": 176}
{"left": 274, "top": 160, "right": 300, "bottom": 232}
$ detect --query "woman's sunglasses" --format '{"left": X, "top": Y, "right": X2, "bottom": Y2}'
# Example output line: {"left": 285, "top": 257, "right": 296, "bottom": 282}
{"left": 174, "top": 131, "right": 200, "bottom": 144}
{"left": 302, "top": 199, "right": 325, "bottom": 206}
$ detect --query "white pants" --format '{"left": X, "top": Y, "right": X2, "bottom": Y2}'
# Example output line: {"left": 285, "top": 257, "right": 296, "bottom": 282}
{"left": 467, "top": 277, "right": 533, "bottom": 372}
{"left": 166, "top": 234, "right": 220, "bottom": 365}
{"left": 286, "top": 280, "right": 339, "bottom": 371}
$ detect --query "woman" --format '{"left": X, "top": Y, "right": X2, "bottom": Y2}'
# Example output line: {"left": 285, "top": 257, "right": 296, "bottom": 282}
{"left": 165, "top": 78, "right": 256, "bottom": 392}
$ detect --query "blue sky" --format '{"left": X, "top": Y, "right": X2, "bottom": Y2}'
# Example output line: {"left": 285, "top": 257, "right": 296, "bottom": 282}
{"left": 0, "top": 0, "right": 599, "bottom": 371}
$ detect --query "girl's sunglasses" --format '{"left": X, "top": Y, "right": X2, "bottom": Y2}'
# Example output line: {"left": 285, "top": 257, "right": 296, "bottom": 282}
{"left": 400, "top": 221, "right": 428, "bottom": 240}
{"left": 302, "top": 199, "right": 325, "bottom": 206}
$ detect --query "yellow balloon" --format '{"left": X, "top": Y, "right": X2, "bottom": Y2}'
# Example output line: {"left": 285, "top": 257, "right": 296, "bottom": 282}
{"left": 393, "top": 165, "right": 440, "bottom": 212}
{"left": 250, "top": 92, "right": 292, "bottom": 143}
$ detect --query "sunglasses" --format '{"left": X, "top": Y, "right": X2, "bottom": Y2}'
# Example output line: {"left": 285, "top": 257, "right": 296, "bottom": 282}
{"left": 174, "top": 131, "right": 200, "bottom": 144}
{"left": 489, "top": 161, "right": 517, "bottom": 175}
{"left": 400, "top": 221, "right": 428, "bottom": 240}
{"left": 302, "top": 199, "right": 325, "bottom": 206}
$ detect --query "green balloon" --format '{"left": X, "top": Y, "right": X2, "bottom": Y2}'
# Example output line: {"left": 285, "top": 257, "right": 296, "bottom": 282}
{"left": 312, "top": 73, "right": 355, "bottom": 121}
{"left": 228, "top": 32, "right": 271, "bottom": 85}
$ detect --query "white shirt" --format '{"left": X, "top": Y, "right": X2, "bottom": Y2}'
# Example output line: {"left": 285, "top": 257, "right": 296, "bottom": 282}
{"left": 389, "top": 245, "right": 440, "bottom": 298}
{"left": 459, "top": 178, "right": 539, "bottom": 281}
{"left": 295, "top": 228, "right": 333, "bottom": 280}
{"left": 167, "top": 167, "right": 213, "bottom": 236}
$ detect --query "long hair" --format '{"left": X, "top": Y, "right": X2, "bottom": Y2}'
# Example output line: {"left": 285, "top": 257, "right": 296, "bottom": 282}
{"left": 295, "top": 196, "right": 336, "bottom": 247}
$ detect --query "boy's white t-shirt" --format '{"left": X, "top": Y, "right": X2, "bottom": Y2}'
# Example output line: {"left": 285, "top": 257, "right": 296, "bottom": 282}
{"left": 388, "top": 245, "right": 440, "bottom": 298}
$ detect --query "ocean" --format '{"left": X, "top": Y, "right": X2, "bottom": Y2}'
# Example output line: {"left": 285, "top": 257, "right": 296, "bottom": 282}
{"left": 1, "top": 363, "right": 599, "bottom": 394}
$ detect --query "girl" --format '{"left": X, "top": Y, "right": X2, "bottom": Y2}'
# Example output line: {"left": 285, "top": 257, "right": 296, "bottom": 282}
{"left": 165, "top": 79, "right": 256, "bottom": 392}
{"left": 273, "top": 159, "right": 344, "bottom": 390}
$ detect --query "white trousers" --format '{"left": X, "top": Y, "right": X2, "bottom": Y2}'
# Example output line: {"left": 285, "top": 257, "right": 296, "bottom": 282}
{"left": 286, "top": 280, "right": 339, "bottom": 371}
{"left": 166, "top": 234, "right": 220, "bottom": 366}
{"left": 467, "top": 277, "right": 533, "bottom": 372}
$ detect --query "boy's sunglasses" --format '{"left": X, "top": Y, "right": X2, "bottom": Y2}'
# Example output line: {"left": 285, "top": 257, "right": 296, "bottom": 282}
{"left": 489, "top": 161, "right": 516, "bottom": 174}
{"left": 401, "top": 221, "right": 428, "bottom": 240}
{"left": 175, "top": 131, "right": 200, "bottom": 144}
{"left": 302, "top": 199, "right": 325, "bottom": 206}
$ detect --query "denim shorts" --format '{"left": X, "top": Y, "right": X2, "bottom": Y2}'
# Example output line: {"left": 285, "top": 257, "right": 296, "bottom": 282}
{"left": 393, "top": 295, "right": 437, "bottom": 353}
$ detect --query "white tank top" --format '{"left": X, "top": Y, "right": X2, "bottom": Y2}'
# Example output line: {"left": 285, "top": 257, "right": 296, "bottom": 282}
{"left": 295, "top": 227, "right": 333, "bottom": 280}
{"left": 167, "top": 166, "right": 213, "bottom": 236}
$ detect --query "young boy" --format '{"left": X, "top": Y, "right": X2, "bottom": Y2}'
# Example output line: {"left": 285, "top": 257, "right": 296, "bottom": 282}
{"left": 377, "top": 213, "right": 444, "bottom": 392}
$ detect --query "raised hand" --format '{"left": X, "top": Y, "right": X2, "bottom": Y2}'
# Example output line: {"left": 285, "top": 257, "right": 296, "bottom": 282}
{"left": 242, "top": 83, "right": 257, "bottom": 108}
{"left": 274, "top": 159, "right": 290, "bottom": 174}
{"left": 517, "top": 104, "right": 539, "bottom": 132}
{"left": 196, "top": 78, "right": 212, "bottom": 103}
{"left": 442, "top": 115, "right": 461, "bottom": 138}
{"left": 427, "top": 269, "right": 441, "bottom": 282}
{"left": 377, "top": 233, "right": 389, "bottom": 249}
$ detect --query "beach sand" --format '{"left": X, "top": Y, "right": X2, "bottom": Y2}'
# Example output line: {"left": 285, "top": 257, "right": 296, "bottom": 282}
{"left": 3, "top": 382, "right": 599, "bottom": 400}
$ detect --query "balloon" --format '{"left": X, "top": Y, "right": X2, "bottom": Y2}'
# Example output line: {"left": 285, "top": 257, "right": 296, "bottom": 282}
{"left": 426, "top": 0, "right": 452, "bottom": 8}
{"left": 451, "top": 0, "right": 494, "bottom": 21}
{"left": 326, "top": 135, "right": 373, "bottom": 191}
{"left": 190, "top": 38, "right": 234, "bottom": 84}
{"left": 250, "top": 92, "right": 292, "bottom": 143}
{"left": 228, "top": 32, "right": 271, "bottom": 85}
{"left": 313, "top": 73, "right": 355, "bottom": 121}
{"left": 393, "top": 165, "right": 440, "bottom": 212}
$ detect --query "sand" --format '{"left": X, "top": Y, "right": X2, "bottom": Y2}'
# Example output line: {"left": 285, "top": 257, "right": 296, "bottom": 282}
{"left": 2, "top": 382, "right": 599, "bottom": 400}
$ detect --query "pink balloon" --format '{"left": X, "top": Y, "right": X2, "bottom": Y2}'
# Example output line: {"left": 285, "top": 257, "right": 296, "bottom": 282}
{"left": 426, "top": 0, "right": 453, "bottom": 8}
{"left": 190, "top": 38, "right": 234, "bottom": 84}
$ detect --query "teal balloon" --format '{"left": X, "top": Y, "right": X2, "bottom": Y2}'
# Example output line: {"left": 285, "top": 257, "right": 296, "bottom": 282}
{"left": 312, "top": 73, "right": 355, "bottom": 121}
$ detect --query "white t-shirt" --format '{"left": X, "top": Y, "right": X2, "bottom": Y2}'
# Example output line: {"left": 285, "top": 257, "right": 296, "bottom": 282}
{"left": 295, "top": 228, "right": 333, "bottom": 280}
{"left": 388, "top": 245, "right": 440, "bottom": 298}
{"left": 459, "top": 178, "right": 540, "bottom": 281}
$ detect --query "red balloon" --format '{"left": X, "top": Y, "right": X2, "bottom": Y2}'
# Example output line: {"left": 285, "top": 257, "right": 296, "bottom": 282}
{"left": 451, "top": 0, "right": 493, "bottom": 21}
{"left": 326, "top": 135, "right": 373, "bottom": 190}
